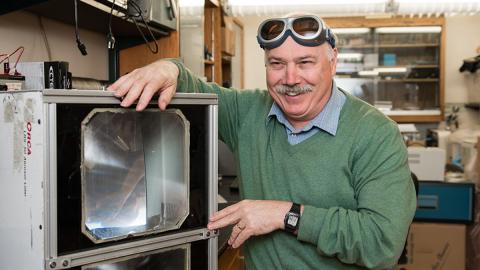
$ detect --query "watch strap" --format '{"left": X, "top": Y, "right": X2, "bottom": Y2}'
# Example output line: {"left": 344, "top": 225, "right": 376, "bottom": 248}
{"left": 284, "top": 202, "right": 301, "bottom": 234}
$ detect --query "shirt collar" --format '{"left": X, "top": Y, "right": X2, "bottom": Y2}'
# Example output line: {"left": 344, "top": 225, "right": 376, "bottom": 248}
{"left": 267, "top": 80, "right": 345, "bottom": 136}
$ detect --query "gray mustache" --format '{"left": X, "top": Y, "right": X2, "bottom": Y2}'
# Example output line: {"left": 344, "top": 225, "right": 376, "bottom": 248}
{"left": 274, "top": 84, "right": 314, "bottom": 95}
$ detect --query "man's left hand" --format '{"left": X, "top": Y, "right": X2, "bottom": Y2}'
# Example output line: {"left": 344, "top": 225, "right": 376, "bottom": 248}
{"left": 207, "top": 200, "right": 292, "bottom": 248}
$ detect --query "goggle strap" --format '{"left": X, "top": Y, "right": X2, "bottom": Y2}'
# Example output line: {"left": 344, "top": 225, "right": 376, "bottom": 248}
{"left": 325, "top": 28, "right": 336, "bottom": 48}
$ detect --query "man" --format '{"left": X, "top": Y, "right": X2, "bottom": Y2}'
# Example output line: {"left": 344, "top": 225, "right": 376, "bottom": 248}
{"left": 109, "top": 14, "right": 416, "bottom": 269}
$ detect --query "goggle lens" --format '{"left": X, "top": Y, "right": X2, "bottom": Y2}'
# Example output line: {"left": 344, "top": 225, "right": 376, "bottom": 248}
{"left": 256, "top": 15, "right": 334, "bottom": 49}
{"left": 292, "top": 17, "right": 320, "bottom": 38}
{"left": 260, "top": 21, "right": 285, "bottom": 40}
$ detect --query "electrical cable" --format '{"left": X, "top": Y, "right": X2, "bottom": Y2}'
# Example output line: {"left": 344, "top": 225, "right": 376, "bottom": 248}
{"left": 126, "top": 0, "right": 158, "bottom": 54}
{"left": 0, "top": 47, "right": 25, "bottom": 75}
{"left": 74, "top": 0, "right": 88, "bottom": 55}
{"left": 107, "top": 0, "right": 116, "bottom": 50}
{"left": 38, "top": 16, "right": 52, "bottom": 61}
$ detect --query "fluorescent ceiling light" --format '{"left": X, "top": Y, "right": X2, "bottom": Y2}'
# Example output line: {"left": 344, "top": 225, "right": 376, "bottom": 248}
{"left": 332, "top": 28, "right": 370, "bottom": 34}
{"left": 227, "top": 0, "right": 480, "bottom": 17}
{"left": 375, "top": 26, "right": 442, "bottom": 33}
{"left": 396, "top": 0, "right": 480, "bottom": 16}
{"left": 338, "top": 53, "right": 364, "bottom": 60}
{"left": 358, "top": 70, "right": 379, "bottom": 76}
{"left": 228, "top": 0, "right": 388, "bottom": 16}
{"left": 374, "top": 67, "right": 408, "bottom": 73}
{"left": 228, "top": 0, "right": 387, "bottom": 6}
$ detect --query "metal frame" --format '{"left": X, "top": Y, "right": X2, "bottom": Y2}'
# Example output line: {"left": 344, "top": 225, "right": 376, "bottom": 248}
{"left": 42, "top": 90, "right": 218, "bottom": 105}
{"left": 207, "top": 104, "right": 218, "bottom": 270}
{"left": 38, "top": 90, "right": 218, "bottom": 270}
{"left": 46, "top": 229, "right": 214, "bottom": 270}
{"left": 45, "top": 103, "right": 58, "bottom": 259}
{"left": 81, "top": 243, "right": 191, "bottom": 270}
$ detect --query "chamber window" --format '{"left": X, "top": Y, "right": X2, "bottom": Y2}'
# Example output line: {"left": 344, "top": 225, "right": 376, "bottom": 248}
{"left": 81, "top": 109, "right": 190, "bottom": 243}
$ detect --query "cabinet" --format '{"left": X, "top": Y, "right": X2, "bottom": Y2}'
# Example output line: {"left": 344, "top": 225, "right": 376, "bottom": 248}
{"left": 325, "top": 17, "right": 445, "bottom": 123}
{"left": 221, "top": 17, "right": 244, "bottom": 89}
{"left": 219, "top": 248, "right": 244, "bottom": 270}
{"left": 204, "top": 0, "right": 222, "bottom": 84}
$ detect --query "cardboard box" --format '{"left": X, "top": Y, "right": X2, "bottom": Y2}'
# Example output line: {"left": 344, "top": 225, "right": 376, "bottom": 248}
{"left": 222, "top": 27, "right": 236, "bottom": 56}
{"left": 397, "top": 222, "right": 466, "bottom": 270}
{"left": 467, "top": 191, "right": 480, "bottom": 270}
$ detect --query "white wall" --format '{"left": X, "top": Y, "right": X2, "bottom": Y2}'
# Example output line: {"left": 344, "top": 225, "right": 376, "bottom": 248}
{"left": 0, "top": 11, "right": 108, "bottom": 80}
{"left": 445, "top": 15, "right": 480, "bottom": 104}
{"left": 240, "top": 16, "right": 267, "bottom": 90}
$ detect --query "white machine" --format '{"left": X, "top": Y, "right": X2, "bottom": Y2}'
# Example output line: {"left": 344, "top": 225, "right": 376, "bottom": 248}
{"left": 408, "top": 147, "right": 446, "bottom": 181}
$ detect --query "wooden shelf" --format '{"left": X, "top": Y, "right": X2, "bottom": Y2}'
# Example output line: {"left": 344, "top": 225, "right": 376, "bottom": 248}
{"left": 204, "top": 4, "right": 222, "bottom": 84}
{"left": 376, "top": 65, "right": 438, "bottom": 69}
{"left": 389, "top": 115, "right": 443, "bottom": 123}
{"left": 378, "top": 78, "right": 439, "bottom": 83}
{"left": 378, "top": 43, "right": 439, "bottom": 48}
{"left": 339, "top": 44, "right": 439, "bottom": 49}
{"left": 338, "top": 44, "right": 375, "bottom": 49}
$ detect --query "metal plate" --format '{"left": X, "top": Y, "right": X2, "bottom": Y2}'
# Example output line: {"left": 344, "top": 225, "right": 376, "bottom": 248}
{"left": 80, "top": 108, "right": 190, "bottom": 243}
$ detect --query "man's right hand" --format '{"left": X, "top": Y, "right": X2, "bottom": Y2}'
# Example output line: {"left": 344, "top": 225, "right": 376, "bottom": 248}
{"left": 108, "top": 60, "right": 179, "bottom": 111}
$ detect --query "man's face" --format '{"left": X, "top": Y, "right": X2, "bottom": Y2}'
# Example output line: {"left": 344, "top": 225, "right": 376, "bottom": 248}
{"left": 265, "top": 36, "right": 337, "bottom": 129}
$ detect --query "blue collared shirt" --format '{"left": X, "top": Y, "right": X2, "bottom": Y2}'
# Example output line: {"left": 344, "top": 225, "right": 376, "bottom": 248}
{"left": 267, "top": 81, "right": 346, "bottom": 145}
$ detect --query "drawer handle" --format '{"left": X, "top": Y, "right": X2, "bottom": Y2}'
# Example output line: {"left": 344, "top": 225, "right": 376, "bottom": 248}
{"left": 417, "top": 195, "right": 438, "bottom": 210}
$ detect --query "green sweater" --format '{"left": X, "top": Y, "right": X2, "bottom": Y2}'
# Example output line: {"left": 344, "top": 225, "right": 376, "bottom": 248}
{"left": 172, "top": 60, "right": 417, "bottom": 270}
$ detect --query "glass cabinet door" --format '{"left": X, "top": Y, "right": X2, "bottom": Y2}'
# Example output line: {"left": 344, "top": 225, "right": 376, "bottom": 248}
{"left": 334, "top": 26, "right": 442, "bottom": 121}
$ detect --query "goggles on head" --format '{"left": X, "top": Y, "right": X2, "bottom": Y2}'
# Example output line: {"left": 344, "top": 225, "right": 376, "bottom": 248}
{"left": 256, "top": 15, "right": 336, "bottom": 50}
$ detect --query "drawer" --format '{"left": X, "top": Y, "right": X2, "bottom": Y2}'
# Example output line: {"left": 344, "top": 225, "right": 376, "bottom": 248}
{"left": 414, "top": 181, "right": 475, "bottom": 224}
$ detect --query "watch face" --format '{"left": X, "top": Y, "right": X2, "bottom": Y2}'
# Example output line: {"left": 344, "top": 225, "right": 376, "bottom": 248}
{"left": 287, "top": 214, "right": 299, "bottom": 226}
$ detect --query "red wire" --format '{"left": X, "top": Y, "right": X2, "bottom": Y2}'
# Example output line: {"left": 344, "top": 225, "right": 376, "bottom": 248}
{"left": 0, "top": 47, "right": 25, "bottom": 75}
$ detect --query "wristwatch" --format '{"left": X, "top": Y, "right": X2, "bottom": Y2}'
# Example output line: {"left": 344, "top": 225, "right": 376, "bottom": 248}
{"left": 284, "top": 202, "right": 301, "bottom": 234}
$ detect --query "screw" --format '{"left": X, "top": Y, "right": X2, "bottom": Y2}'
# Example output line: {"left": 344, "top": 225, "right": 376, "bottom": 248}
{"left": 62, "top": 260, "right": 69, "bottom": 267}
{"left": 206, "top": 231, "right": 211, "bottom": 237}
{"left": 49, "top": 261, "right": 56, "bottom": 268}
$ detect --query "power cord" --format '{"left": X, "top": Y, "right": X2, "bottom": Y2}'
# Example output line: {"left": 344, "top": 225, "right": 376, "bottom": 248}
{"left": 126, "top": 0, "right": 158, "bottom": 54}
{"left": 74, "top": 0, "right": 88, "bottom": 55}
{"left": 38, "top": 16, "right": 52, "bottom": 61}
{"left": 107, "top": 0, "right": 116, "bottom": 50}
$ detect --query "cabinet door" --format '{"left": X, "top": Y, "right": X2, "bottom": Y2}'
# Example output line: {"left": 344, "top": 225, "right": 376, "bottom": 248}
{"left": 332, "top": 22, "right": 443, "bottom": 123}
